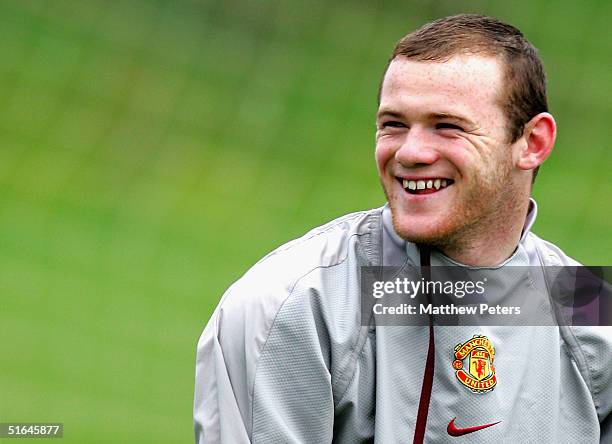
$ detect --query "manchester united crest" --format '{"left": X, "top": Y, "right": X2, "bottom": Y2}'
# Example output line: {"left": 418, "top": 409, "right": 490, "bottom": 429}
{"left": 452, "top": 335, "right": 497, "bottom": 393}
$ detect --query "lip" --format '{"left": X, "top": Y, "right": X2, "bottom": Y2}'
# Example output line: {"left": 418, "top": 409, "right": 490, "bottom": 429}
{"left": 395, "top": 175, "right": 453, "bottom": 181}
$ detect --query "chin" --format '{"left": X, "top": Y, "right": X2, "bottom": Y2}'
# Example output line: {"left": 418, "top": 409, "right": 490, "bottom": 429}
{"left": 391, "top": 211, "right": 458, "bottom": 247}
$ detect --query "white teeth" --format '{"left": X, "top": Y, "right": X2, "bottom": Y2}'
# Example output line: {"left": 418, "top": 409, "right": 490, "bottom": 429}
{"left": 402, "top": 178, "right": 450, "bottom": 192}
{"left": 402, "top": 179, "right": 418, "bottom": 190}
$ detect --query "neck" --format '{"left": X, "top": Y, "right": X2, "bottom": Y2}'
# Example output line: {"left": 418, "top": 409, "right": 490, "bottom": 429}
{"left": 438, "top": 198, "right": 531, "bottom": 267}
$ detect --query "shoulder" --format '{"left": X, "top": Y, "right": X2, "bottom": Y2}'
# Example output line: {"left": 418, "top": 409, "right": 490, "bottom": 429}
{"left": 226, "top": 206, "right": 382, "bottom": 309}
{"left": 255, "top": 207, "right": 383, "bottom": 269}
{"left": 525, "top": 232, "right": 582, "bottom": 266}
{"left": 208, "top": 206, "right": 383, "bottom": 356}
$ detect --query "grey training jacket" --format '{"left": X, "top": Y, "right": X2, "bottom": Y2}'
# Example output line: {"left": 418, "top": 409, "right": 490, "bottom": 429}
{"left": 194, "top": 203, "right": 611, "bottom": 443}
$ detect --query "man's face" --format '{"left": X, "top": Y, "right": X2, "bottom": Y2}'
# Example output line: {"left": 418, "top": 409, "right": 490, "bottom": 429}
{"left": 376, "top": 55, "right": 524, "bottom": 249}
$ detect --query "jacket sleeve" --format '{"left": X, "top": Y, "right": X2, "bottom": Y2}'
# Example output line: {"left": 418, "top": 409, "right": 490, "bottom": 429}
{"left": 590, "top": 327, "right": 612, "bottom": 444}
{"left": 194, "top": 305, "right": 251, "bottom": 444}
{"left": 194, "top": 280, "right": 336, "bottom": 444}
{"left": 569, "top": 326, "right": 612, "bottom": 444}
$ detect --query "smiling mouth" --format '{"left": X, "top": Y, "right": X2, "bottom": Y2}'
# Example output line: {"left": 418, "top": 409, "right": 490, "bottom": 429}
{"left": 397, "top": 177, "right": 455, "bottom": 195}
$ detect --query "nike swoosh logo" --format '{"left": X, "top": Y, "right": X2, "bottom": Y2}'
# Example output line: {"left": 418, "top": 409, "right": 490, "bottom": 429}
{"left": 447, "top": 417, "right": 500, "bottom": 437}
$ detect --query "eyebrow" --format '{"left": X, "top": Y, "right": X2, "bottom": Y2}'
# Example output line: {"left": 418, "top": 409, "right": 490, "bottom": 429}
{"left": 376, "top": 109, "right": 404, "bottom": 120}
{"left": 430, "top": 112, "right": 475, "bottom": 127}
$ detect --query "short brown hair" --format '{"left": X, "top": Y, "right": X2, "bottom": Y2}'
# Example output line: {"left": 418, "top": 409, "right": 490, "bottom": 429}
{"left": 381, "top": 14, "right": 548, "bottom": 146}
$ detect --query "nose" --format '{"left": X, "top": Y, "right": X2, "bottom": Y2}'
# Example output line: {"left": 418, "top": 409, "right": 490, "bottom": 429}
{"left": 395, "top": 127, "right": 439, "bottom": 167}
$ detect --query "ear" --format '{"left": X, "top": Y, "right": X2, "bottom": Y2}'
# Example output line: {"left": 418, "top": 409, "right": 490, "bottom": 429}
{"left": 516, "top": 112, "right": 557, "bottom": 171}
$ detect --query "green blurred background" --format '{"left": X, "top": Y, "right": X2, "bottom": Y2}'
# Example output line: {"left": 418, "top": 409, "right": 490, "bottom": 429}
{"left": 0, "top": 0, "right": 609, "bottom": 442}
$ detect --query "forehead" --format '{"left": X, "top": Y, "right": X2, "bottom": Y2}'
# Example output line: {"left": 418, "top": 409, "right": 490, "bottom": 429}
{"left": 379, "top": 55, "right": 505, "bottom": 119}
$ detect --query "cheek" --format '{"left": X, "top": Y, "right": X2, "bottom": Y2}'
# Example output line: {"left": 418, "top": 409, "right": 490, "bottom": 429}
{"left": 447, "top": 151, "right": 471, "bottom": 172}
{"left": 375, "top": 141, "right": 395, "bottom": 173}
{"left": 438, "top": 142, "right": 478, "bottom": 175}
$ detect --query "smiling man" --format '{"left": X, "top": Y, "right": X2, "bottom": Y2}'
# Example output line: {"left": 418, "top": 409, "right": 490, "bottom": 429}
{"left": 195, "top": 15, "right": 611, "bottom": 443}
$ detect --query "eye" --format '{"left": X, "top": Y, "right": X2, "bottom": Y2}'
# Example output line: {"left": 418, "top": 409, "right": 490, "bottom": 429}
{"left": 436, "top": 122, "right": 463, "bottom": 131}
{"left": 381, "top": 121, "right": 406, "bottom": 128}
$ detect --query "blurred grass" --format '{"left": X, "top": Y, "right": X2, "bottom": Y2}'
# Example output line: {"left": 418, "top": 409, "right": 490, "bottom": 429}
{"left": 0, "top": 0, "right": 610, "bottom": 442}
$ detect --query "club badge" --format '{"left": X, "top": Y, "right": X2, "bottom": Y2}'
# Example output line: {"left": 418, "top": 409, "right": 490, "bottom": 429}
{"left": 452, "top": 335, "right": 497, "bottom": 393}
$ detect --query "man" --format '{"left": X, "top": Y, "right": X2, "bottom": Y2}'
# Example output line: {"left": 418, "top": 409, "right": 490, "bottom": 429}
{"left": 194, "top": 15, "right": 611, "bottom": 443}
